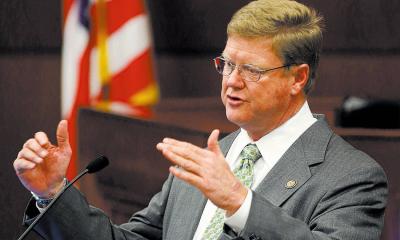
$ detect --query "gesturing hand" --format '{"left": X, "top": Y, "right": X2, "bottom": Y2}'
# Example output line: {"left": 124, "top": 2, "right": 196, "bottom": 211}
{"left": 156, "top": 129, "right": 248, "bottom": 215}
{"left": 13, "top": 120, "right": 72, "bottom": 198}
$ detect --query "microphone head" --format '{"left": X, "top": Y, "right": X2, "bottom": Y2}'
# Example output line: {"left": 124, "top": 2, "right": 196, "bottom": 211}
{"left": 86, "top": 156, "right": 109, "bottom": 173}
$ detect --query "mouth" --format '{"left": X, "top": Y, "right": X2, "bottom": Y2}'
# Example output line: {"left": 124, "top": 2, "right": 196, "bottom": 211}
{"left": 228, "top": 95, "right": 242, "bottom": 101}
{"left": 226, "top": 94, "right": 245, "bottom": 105}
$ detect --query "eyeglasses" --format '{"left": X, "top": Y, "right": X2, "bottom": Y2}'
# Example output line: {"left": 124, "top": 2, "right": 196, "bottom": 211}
{"left": 213, "top": 56, "right": 294, "bottom": 82}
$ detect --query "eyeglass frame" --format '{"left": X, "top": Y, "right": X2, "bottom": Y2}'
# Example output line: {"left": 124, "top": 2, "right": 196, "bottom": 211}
{"left": 213, "top": 56, "right": 296, "bottom": 82}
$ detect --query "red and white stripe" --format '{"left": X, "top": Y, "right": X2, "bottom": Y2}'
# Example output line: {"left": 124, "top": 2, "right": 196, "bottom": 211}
{"left": 61, "top": 0, "right": 157, "bottom": 178}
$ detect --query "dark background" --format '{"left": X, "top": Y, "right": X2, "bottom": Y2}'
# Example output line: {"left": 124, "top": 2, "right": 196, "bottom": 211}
{"left": 1, "top": 0, "right": 399, "bottom": 239}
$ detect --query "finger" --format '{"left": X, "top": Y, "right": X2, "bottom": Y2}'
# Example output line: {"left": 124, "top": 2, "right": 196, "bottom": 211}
{"left": 13, "top": 158, "right": 36, "bottom": 173}
{"left": 56, "top": 120, "right": 70, "bottom": 149}
{"left": 169, "top": 166, "right": 204, "bottom": 188}
{"left": 207, "top": 129, "right": 221, "bottom": 154}
{"left": 35, "top": 131, "right": 50, "bottom": 148}
{"left": 17, "top": 148, "right": 43, "bottom": 164}
{"left": 159, "top": 142, "right": 205, "bottom": 165}
{"left": 162, "top": 138, "right": 205, "bottom": 158}
{"left": 157, "top": 143, "right": 201, "bottom": 174}
{"left": 24, "top": 139, "right": 48, "bottom": 158}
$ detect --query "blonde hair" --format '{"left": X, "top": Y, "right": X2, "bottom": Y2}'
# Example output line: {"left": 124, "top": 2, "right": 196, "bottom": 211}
{"left": 227, "top": 0, "right": 324, "bottom": 94}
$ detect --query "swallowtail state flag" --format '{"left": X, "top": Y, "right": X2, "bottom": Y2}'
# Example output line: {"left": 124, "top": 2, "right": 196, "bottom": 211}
{"left": 62, "top": 0, "right": 159, "bottom": 179}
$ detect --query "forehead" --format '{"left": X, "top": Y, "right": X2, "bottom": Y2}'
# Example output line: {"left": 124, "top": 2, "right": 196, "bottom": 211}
{"left": 222, "top": 35, "right": 282, "bottom": 66}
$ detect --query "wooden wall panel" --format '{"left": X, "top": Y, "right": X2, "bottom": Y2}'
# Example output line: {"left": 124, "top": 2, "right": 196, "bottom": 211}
{"left": 302, "top": 0, "right": 400, "bottom": 50}
{"left": 0, "top": 55, "right": 60, "bottom": 240}
{"left": 148, "top": 0, "right": 400, "bottom": 52}
{"left": 0, "top": 0, "right": 61, "bottom": 51}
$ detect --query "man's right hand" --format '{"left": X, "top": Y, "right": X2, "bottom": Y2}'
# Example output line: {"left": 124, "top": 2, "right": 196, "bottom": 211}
{"left": 13, "top": 120, "right": 72, "bottom": 199}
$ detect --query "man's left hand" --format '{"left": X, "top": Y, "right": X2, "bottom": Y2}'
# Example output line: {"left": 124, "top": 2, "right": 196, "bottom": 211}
{"left": 156, "top": 129, "right": 247, "bottom": 215}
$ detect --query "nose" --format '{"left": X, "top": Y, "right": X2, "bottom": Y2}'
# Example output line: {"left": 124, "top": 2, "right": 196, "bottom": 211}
{"left": 225, "top": 67, "right": 245, "bottom": 89}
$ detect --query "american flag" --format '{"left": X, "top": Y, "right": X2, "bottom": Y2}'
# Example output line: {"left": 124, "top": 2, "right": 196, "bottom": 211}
{"left": 62, "top": 0, "right": 159, "bottom": 179}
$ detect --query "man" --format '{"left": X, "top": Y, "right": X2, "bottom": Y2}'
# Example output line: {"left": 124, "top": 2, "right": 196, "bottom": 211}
{"left": 14, "top": 0, "right": 387, "bottom": 239}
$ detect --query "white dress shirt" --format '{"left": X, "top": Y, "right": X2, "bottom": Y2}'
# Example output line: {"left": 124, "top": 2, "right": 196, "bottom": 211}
{"left": 193, "top": 101, "right": 317, "bottom": 239}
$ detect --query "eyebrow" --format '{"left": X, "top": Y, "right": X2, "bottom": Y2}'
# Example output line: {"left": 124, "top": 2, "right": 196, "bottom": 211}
{"left": 219, "top": 53, "right": 274, "bottom": 71}
{"left": 242, "top": 63, "right": 267, "bottom": 71}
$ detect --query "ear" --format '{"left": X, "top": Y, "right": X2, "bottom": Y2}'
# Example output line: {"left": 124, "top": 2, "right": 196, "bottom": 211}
{"left": 290, "top": 64, "right": 309, "bottom": 95}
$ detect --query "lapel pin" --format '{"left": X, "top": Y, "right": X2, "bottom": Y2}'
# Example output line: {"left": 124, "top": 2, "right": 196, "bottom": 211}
{"left": 285, "top": 180, "right": 297, "bottom": 189}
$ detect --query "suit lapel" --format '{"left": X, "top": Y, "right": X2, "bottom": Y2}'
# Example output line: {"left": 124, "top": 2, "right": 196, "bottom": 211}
{"left": 255, "top": 142, "right": 311, "bottom": 206}
{"left": 178, "top": 181, "right": 208, "bottom": 239}
{"left": 220, "top": 130, "right": 240, "bottom": 156}
{"left": 255, "top": 117, "right": 333, "bottom": 207}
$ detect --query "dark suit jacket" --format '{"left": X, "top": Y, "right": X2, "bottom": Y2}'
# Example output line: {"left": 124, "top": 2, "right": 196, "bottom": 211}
{"left": 24, "top": 117, "right": 388, "bottom": 240}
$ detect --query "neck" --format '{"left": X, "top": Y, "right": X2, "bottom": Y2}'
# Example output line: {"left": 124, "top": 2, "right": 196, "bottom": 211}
{"left": 246, "top": 95, "right": 306, "bottom": 141}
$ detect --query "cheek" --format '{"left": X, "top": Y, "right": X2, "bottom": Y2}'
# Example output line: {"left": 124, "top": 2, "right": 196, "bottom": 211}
{"left": 220, "top": 80, "right": 228, "bottom": 103}
{"left": 252, "top": 81, "right": 290, "bottom": 110}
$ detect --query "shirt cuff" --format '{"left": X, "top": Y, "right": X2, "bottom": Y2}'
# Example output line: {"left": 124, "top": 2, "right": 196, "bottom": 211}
{"left": 33, "top": 178, "right": 67, "bottom": 213}
{"left": 224, "top": 188, "right": 252, "bottom": 233}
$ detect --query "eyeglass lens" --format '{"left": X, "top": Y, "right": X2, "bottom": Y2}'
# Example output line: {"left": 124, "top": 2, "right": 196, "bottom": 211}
{"left": 214, "top": 57, "right": 260, "bottom": 82}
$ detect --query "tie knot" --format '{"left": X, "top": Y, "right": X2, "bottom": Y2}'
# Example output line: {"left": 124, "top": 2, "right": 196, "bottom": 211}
{"left": 239, "top": 143, "right": 262, "bottom": 164}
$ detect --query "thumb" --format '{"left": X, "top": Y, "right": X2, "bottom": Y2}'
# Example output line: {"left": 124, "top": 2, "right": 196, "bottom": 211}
{"left": 207, "top": 129, "right": 221, "bottom": 154}
{"left": 56, "top": 120, "right": 70, "bottom": 149}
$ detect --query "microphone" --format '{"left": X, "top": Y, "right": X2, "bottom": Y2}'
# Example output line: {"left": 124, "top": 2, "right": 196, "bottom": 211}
{"left": 17, "top": 155, "right": 109, "bottom": 240}
{"left": 86, "top": 155, "right": 109, "bottom": 173}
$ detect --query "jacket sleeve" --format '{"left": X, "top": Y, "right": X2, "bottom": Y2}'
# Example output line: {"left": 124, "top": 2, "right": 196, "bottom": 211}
{"left": 23, "top": 174, "right": 174, "bottom": 240}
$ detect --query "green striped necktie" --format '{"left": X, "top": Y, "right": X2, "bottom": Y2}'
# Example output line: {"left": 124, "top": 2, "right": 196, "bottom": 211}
{"left": 202, "top": 143, "right": 262, "bottom": 240}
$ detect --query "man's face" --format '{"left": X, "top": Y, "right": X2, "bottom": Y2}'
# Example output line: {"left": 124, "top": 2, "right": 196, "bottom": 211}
{"left": 221, "top": 36, "right": 296, "bottom": 136}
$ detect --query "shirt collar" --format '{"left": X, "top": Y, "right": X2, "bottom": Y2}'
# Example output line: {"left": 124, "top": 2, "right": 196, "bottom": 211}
{"left": 226, "top": 101, "right": 317, "bottom": 168}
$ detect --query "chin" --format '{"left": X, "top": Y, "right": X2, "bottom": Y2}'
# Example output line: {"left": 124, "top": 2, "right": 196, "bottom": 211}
{"left": 226, "top": 110, "right": 247, "bottom": 127}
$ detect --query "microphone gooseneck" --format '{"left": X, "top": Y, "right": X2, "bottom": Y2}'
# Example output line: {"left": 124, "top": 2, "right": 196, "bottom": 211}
{"left": 17, "top": 155, "right": 109, "bottom": 240}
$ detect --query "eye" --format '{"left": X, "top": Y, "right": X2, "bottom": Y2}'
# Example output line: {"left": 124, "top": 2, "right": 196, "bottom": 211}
{"left": 219, "top": 58, "right": 235, "bottom": 75}
{"left": 226, "top": 60, "right": 235, "bottom": 67}
{"left": 242, "top": 65, "right": 263, "bottom": 75}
